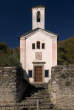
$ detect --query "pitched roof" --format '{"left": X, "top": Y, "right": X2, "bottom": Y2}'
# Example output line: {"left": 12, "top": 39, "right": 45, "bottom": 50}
{"left": 19, "top": 28, "right": 58, "bottom": 39}
{"left": 32, "top": 5, "right": 45, "bottom": 9}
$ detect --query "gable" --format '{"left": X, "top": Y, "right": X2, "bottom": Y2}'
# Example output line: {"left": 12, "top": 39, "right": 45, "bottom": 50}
{"left": 26, "top": 30, "right": 53, "bottom": 42}
{"left": 20, "top": 28, "right": 58, "bottom": 40}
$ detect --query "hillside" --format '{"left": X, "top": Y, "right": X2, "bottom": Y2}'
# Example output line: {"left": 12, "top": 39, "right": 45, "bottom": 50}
{"left": 0, "top": 43, "right": 20, "bottom": 66}
{"left": 0, "top": 36, "right": 74, "bottom": 66}
{"left": 58, "top": 36, "right": 74, "bottom": 64}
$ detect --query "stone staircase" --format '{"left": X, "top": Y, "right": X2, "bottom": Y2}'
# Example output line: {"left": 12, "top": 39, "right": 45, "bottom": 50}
{"left": 21, "top": 83, "right": 54, "bottom": 110}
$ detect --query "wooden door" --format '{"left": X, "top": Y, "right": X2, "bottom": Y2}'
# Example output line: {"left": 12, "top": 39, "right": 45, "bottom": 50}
{"left": 34, "top": 66, "right": 42, "bottom": 82}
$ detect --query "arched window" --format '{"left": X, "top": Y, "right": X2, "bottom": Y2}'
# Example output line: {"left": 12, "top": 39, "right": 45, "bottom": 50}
{"left": 37, "top": 41, "right": 40, "bottom": 49}
{"left": 37, "top": 11, "right": 40, "bottom": 22}
{"left": 42, "top": 43, "right": 45, "bottom": 49}
{"left": 32, "top": 43, "right": 35, "bottom": 49}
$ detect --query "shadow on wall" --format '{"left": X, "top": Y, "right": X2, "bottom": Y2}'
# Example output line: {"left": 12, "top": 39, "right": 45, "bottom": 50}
{"left": 23, "top": 70, "right": 29, "bottom": 81}
{"left": 0, "top": 67, "right": 29, "bottom": 104}
{"left": 16, "top": 67, "right": 29, "bottom": 102}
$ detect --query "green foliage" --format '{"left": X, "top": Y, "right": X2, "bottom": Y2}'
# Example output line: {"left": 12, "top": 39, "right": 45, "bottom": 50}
{"left": 0, "top": 36, "right": 74, "bottom": 66}
{"left": 58, "top": 36, "right": 74, "bottom": 65}
{"left": 0, "top": 43, "right": 20, "bottom": 67}
{"left": 0, "top": 42, "right": 11, "bottom": 53}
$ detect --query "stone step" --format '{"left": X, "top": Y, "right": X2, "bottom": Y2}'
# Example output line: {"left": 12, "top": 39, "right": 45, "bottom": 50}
{"left": 21, "top": 84, "right": 52, "bottom": 109}
{"left": 25, "top": 95, "right": 50, "bottom": 99}
{"left": 28, "top": 95, "right": 49, "bottom": 98}
{"left": 23, "top": 99, "right": 50, "bottom": 103}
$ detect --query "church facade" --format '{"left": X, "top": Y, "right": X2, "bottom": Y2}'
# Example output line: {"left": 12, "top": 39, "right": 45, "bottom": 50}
{"left": 20, "top": 6, "right": 58, "bottom": 83}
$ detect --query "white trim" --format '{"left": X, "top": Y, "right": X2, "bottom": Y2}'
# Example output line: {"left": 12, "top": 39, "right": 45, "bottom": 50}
{"left": 20, "top": 29, "right": 58, "bottom": 40}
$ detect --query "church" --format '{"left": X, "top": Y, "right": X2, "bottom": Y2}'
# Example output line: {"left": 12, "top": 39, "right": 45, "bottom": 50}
{"left": 20, "top": 5, "right": 58, "bottom": 83}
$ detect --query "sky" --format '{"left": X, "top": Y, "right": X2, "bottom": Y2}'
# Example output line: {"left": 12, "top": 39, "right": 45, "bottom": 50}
{"left": 0, "top": 0, "right": 74, "bottom": 48}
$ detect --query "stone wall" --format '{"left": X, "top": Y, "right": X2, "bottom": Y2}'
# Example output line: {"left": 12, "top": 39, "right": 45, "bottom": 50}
{"left": 49, "top": 65, "right": 74, "bottom": 110}
{"left": 0, "top": 67, "right": 27, "bottom": 105}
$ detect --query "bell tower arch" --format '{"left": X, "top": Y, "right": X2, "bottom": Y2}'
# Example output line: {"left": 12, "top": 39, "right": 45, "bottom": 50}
{"left": 32, "top": 5, "right": 45, "bottom": 29}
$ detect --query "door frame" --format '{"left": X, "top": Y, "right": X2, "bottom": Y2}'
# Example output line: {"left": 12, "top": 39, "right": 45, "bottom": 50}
{"left": 33, "top": 64, "right": 44, "bottom": 83}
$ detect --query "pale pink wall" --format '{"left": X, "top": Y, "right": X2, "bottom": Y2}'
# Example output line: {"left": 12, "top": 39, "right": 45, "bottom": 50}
{"left": 20, "top": 39, "right": 26, "bottom": 69}
{"left": 52, "top": 40, "right": 57, "bottom": 66}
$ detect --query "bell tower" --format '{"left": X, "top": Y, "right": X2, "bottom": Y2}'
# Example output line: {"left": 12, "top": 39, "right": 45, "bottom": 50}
{"left": 32, "top": 5, "right": 45, "bottom": 30}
